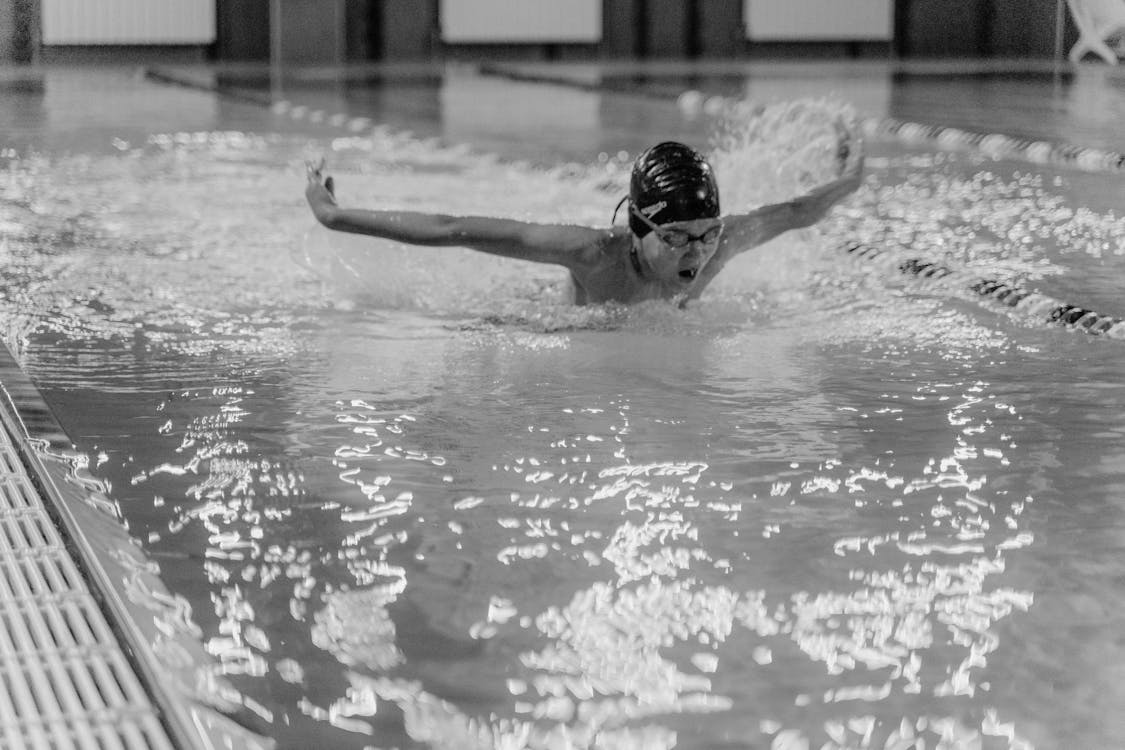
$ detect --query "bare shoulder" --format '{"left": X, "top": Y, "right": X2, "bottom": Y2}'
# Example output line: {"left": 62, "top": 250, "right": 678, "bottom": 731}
{"left": 523, "top": 221, "right": 611, "bottom": 248}
{"left": 536, "top": 223, "right": 622, "bottom": 269}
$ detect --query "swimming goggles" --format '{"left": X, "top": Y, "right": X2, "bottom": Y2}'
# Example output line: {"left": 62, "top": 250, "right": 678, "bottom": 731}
{"left": 629, "top": 202, "right": 724, "bottom": 248}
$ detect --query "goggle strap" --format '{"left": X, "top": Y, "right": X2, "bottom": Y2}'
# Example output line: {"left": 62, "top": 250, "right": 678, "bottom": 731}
{"left": 612, "top": 196, "right": 629, "bottom": 226}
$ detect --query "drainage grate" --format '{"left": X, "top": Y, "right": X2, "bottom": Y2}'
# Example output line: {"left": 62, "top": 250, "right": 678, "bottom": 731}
{"left": 0, "top": 430, "right": 176, "bottom": 749}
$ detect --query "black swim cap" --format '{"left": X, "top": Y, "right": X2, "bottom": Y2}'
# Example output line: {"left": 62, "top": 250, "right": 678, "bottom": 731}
{"left": 628, "top": 141, "right": 720, "bottom": 238}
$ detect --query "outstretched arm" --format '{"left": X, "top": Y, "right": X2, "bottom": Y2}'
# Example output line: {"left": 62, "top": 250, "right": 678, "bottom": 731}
{"left": 717, "top": 150, "right": 864, "bottom": 261}
{"left": 304, "top": 161, "right": 603, "bottom": 268}
{"left": 680, "top": 138, "right": 864, "bottom": 305}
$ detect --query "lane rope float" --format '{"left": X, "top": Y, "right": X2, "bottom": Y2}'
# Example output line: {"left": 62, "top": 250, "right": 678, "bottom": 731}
{"left": 839, "top": 242, "right": 1125, "bottom": 338}
{"left": 147, "top": 66, "right": 1125, "bottom": 174}
{"left": 859, "top": 117, "right": 1125, "bottom": 173}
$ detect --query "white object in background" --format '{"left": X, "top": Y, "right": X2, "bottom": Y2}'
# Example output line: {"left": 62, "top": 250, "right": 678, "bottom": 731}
{"left": 440, "top": 0, "right": 601, "bottom": 43}
{"left": 1066, "top": 0, "right": 1125, "bottom": 63}
{"left": 42, "top": 0, "right": 215, "bottom": 44}
{"left": 744, "top": 0, "right": 892, "bottom": 40}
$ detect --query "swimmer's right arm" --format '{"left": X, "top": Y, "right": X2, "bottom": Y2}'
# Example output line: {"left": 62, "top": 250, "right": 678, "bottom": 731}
{"left": 305, "top": 162, "right": 603, "bottom": 267}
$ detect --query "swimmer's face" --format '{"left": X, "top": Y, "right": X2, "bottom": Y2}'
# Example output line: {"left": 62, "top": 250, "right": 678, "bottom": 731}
{"left": 636, "top": 217, "right": 724, "bottom": 284}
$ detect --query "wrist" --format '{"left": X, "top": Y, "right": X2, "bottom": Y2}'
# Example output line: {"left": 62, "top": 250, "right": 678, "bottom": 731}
{"left": 314, "top": 204, "right": 340, "bottom": 227}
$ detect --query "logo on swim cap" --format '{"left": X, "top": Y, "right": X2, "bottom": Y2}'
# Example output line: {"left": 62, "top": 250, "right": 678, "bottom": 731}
{"left": 628, "top": 142, "right": 720, "bottom": 238}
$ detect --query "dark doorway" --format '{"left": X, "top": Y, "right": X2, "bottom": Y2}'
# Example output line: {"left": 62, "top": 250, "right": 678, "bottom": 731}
{"left": 895, "top": 0, "right": 1070, "bottom": 58}
{"left": 215, "top": 0, "right": 270, "bottom": 61}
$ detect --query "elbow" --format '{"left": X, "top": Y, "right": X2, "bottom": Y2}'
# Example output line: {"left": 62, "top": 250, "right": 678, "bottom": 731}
{"left": 423, "top": 215, "right": 475, "bottom": 246}
{"left": 433, "top": 215, "right": 466, "bottom": 243}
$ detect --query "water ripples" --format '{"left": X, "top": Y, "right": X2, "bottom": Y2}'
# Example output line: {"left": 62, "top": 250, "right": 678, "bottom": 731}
{"left": 4, "top": 94, "right": 1125, "bottom": 748}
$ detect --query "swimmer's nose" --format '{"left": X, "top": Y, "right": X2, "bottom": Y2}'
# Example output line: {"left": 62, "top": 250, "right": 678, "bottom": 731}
{"left": 684, "top": 243, "right": 711, "bottom": 260}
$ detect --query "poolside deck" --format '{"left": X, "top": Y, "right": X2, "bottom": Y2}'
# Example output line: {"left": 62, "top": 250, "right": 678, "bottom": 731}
{"left": 0, "top": 360, "right": 175, "bottom": 748}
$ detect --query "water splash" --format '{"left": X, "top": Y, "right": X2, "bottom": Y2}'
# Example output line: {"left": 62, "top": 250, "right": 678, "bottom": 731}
{"left": 710, "top": 97, "right": 859, "bottom": 211}
{"left": 294, "top": 98, "right": 859, "bottom": 324}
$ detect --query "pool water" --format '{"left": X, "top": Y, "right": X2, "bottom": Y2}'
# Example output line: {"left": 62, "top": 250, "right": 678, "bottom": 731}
{"left": 3, "top": 67, "right": 1125, "bottom": 750}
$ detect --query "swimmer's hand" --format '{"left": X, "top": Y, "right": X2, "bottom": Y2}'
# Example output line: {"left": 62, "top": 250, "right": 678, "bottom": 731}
{"left": 779, "top": 132, "right": 865, "bottom": 228}
{"left": 305, "top": 158, "right": 338, "bottom": 222}
{"left": 833, "top": 116, "right": 864, "bottom": 179}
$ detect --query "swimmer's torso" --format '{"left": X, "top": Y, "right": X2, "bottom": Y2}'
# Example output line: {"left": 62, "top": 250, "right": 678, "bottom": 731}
{"left": 568, "top": 229, "right": 703, "bottom": 306}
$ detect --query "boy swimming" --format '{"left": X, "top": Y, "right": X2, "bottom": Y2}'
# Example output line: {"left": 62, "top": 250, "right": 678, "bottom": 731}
{"left": 304, "top": 137, "right": 863, "bottom": 306}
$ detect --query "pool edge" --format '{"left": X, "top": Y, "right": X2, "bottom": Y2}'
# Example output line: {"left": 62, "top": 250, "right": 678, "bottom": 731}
{"left": 0, "top": 341, "right": 275, "bottom": 750}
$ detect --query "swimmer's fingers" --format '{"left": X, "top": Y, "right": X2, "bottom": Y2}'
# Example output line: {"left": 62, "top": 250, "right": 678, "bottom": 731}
{"left": 835, "top": 111, "right": 860, "bottom": 136}
{"left": 842, "top": 151, "right": 865, "bottom": 187}
{"left": 305, "top": 157, "right": 326, "bottom": 182}
{"left": 852, "top": 151, "right": 866, "bottom": 178}
{"left": 850, "top": 139, "right": 866, "bottom": 170}
{"left": 303, "top": 159, "right": 338, "bottom": 213}
{"left": 838, "top": 136, "right": 865, "bottom": 176}
{"left": 832, "top": 117, "right": 858, "bottom": 160}
{"left": 305, "top": 160, "right": 336, "bottom": 198}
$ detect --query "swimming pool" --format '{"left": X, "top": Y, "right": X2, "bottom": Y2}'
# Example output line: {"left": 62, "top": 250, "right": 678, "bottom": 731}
{"left": 3, "top": 63, "right": 1125, "bottom": 750}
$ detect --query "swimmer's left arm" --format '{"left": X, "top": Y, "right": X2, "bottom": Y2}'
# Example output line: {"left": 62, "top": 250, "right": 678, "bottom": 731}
{"left": 681, "top": 153, "right": 864, "bottom": 305}
{"left": 717, "top": 154, "right": 864, "bottom": 262}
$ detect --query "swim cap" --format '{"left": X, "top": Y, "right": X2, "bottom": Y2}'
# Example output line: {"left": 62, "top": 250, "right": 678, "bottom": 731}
{"left": 628, "top": 141, "right": 720, "bottom": 237}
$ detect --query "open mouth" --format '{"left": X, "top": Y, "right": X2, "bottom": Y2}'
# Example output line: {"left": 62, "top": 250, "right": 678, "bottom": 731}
{"left": 678, "top": 267, "right": 697, "bottom": 281}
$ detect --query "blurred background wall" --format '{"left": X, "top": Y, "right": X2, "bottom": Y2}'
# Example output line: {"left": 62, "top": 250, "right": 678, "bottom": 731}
{"left": 0, "top": 0, "right": 1081, "bottom": 64}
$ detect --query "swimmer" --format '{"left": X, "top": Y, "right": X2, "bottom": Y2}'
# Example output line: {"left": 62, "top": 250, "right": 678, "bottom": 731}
{"left": 305, "top": 138, "right": 863, "bottom": 306}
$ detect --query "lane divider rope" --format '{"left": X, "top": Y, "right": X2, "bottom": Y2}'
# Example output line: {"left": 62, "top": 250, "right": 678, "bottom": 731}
{"left": 147, "top": 67, "right": 1125, "bottom": 174}
{"left": 859, "top": 116, "right": 1125, "bottom": 173}
{"left": 270, "top": 99, "right": 374, "bottom": 134}
{"left": 839, "top": 241, "right": 1125, "bottom": 338}
{"left": 473, "top": 66, "right": 1125, "bottom": 173}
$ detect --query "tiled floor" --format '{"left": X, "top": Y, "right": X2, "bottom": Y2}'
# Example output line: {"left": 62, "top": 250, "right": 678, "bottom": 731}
{"left": 0, "top": 406, "right": 174, "bottom": 749}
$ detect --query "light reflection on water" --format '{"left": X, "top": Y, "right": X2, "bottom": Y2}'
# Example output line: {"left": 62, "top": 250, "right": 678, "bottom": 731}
{"left": 3, "top": 98, "right": 1125, "bottom": 749}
